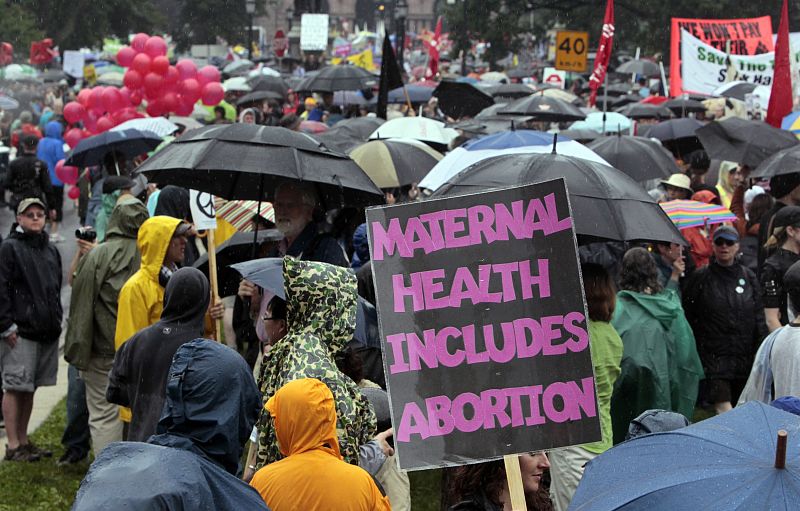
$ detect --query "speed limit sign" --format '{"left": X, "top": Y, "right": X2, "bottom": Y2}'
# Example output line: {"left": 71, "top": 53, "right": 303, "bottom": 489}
{"left": 555, "top": 31, "right": 589, "bottom": 73}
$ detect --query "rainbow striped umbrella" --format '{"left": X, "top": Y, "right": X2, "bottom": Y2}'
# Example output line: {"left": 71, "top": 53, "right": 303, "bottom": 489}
{"left": 660, "top": 199, "right": 736, "bottom": 230}
{"left": 215, "top": 198, "right": 274, "bottom": 232}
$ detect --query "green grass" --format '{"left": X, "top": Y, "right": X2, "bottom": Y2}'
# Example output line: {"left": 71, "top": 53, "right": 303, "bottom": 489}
{"left": 410, "top": 468, "right": 442, "bottom": 511}
{"left": 0, "top": 398, "right": 89, "bottom": 511}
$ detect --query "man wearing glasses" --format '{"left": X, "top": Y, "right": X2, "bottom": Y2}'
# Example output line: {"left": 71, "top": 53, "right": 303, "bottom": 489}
{"left": 0, "top": 198, "right": 63, "bottom": 461}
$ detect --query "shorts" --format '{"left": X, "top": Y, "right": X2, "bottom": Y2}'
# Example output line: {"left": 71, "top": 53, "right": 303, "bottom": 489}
{"left": 705, "top": 378, "right": 747, "bottom": 405}
{"left": 51, "top": 185, "right": 64, "bottom": 222}
{"left": 0, "top": 335, "right": 59, "bottom": 392}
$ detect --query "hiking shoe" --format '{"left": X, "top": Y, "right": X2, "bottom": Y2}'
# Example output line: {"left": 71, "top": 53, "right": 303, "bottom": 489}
{"left": 22, "top": 442, "right": 53, "bottom": 458}
{"left": 4, "top": 446, "right": 41, "bottom": 462}
{"left": 56, "top": 448, "right": 87, "bottom": 466}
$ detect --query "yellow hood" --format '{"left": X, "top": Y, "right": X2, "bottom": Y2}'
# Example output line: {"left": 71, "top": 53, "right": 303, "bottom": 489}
{"left": 137, "top": 216, "right": 182, "bottom": 279}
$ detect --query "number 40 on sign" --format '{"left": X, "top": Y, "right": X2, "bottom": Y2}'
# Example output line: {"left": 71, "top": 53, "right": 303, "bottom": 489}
{"left": 555, "top": 31, "right": 589, "bottom": 73}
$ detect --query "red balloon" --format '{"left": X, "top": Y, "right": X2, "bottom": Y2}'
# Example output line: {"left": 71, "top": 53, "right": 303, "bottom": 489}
{"left": 64, "top": 128, "right": 83, "bottom": 149}
{"left": 165, "top": 66, "right": 180, "bottom": 86}
{"left": 201, "top": 82, "right": 224, "bottom": 106}
{"left": 96, "top": 116, "right": 114, "bottom": 132}
{"left": 131, "top": 53, "right": 152, "bottom": 76}
{"left": 67, "top": 186, "right": 81, "bottom": 201}
{"left": 119, "top": 86, "right": 131, "bottom": 105}
{"left": 131, "top": 33, "right": 149, "bottom": 53}
{"left": 129, "top": 89, "right": 143, "bottom": 106}
{"left": 116, "top": 46, "right": 136, "bottom": 67}
{"left": 144, "top": 36, "right": 168, "bottom": 58}
{"left": 175, "top": 59, "right": 197, "bottom": 81}
{"left": 123, "top": 69, "right": 143, "bottom": 90}
{"left": 143, "top": 72, "right": 164, "bottom": 98}
{"left": 146, "top": 99, "right": 163, "bottom": 117}
{"left": 161, "top": 92, "right": 179, "bottom": 113}
{"left": 175, "top": 98, "right": 194, "bottom": 116}
{"left": 63, "top": 102, "right": 86, "bottom": 124}
{"left": 151, "top": 55, "right": 169, "bottom": 75}
{"left": 84, "top": 110, "right": 98, "bottom": 133}
{"left": 88, "top": 87, "right": 105, "bottom": 113}
{"left": 179, "top": 78, "right": 201, "bottom": 102}
{"left": 77, "top": 88, "right": 92, "bottom": 106}
{"left": 196, "top": 65, "right": 221, "bottom": 87}
{"left": 101, "top": 87, "right": 124, "bottom": 113}
{"left": 55, "top": 159, "right": 79, "bottom": 185}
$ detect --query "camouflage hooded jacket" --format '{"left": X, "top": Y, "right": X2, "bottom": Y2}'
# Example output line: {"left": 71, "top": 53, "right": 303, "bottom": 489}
{"left": 256, "top": 257, "right": 377, "bottom": 467}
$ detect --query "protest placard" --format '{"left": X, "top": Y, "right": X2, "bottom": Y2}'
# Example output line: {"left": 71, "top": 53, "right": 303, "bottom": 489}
{"left": 189, "top": 189, "right": 221, "bottom": 339}
{"left": 366, "top": 179, "right": 600, "bottom": 471}
{"left": 301, "top": 14, "right": 329, "bottom": 51}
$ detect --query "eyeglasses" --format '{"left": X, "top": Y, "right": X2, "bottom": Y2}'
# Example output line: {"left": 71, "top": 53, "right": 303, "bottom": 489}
{"left": 22, "top": 212, "right": 46, "bottom": 219}
{"left": 714, "top": 238, "right": 737, "bottom": 247}
{"left": 262, "top": 315, "right": 284, "bottom": 322}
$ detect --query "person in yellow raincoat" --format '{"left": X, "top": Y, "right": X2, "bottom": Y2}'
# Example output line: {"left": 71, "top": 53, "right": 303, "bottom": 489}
{"left": 250, "top": 378, "right": 390, "bottom": 511}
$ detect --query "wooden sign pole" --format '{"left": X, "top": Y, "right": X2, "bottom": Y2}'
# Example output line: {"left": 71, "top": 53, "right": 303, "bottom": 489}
{"left": 206, "top": 228, "right": 222, "bottom": 342}
{"left": 503, "top": 455, "right": 528, "bottom": 511}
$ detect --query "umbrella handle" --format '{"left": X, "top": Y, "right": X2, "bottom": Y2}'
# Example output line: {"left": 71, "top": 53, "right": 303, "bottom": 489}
{"left": 775, "top": 430, "right": 788, "bottom": 469}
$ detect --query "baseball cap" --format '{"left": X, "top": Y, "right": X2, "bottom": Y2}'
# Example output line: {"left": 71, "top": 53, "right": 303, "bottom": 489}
{"left": 102, "top": 175, "right": 136, "bottom": 194}
{"left": 783, "top": 260, "right": 800, "bottom": 294}
{"left": 304, "top": 97, "right": 317, "bottom": 107}
{"left": 774, "top": 206, "right": 800, "bottom": 229}
{"left": 173, "top": 221, "right": 192, "bottom": 237}
{"left": 712, "top": 225, "right": 739, "bottom": 242}
{"left": 16, "top": 197, "right": 46, "bottom": 215}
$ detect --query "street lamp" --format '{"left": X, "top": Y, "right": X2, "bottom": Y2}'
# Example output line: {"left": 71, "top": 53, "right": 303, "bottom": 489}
{"left": 394, "top": 0, "right": 408, "bottom": 72}
{"left": 286, "top": 6, "right": 294, "bottom": 31}
{"left": 246, "top": 0, "right": 256, "bottom": 61}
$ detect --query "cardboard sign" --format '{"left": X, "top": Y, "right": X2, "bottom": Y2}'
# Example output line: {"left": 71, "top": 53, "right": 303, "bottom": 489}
{"left": 543, "top": 67, "right": 566, "bottom": 89}
{"left": 189, "top": 189, "right": 217, "bottom": 231}
{"left": 555, "top": 31, "right": 589, "bottom": 73}
{"left": 301, "top": 14, "right": 329, "bottom": 51}
{"left": 670, "top": 16, "right": 774, "bottom": 96}
{"left": 366, "top": 179, "right": 600, "bottom": 471}
{"left": 62, "top": 50, "right": 85, "bottom": 78}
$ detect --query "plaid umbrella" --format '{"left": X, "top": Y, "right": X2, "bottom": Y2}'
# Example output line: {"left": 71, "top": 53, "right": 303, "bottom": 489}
{"left": 660, "top": 199, "right": 737, "bottom": 230}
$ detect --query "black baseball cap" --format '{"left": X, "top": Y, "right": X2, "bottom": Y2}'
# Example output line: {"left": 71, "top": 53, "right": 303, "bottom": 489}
{"left": 713, "top": 225, "right": 739, "bottom": 242}
{"left": 774, "top": 206, "right": 800, "bottom": 229}
{"left": 102, "top": 175, "right": 136, "bottom": 194}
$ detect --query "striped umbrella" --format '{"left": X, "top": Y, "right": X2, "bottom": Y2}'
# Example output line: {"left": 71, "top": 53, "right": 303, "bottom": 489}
{"left": 215, "top": 198, "right": 275, "bottom": 232}
{"left": 660, "top": 199, "right": 737, "bottom": 230}
{"left": 350, "top": 138, "right": 443, "bottom": 188}
{"left": 781, "top": 111, "right": 800, "bottom": 136}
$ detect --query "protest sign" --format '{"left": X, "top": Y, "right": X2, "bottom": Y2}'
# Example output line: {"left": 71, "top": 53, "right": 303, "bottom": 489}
{"left": 366, "top": 179, "right": 600, "bottom": 471}
{"left": 301, "top": 14, "right": 329, "bottom": 51}
{"left": 189, "top": 189, "right": 221, "bottom": 339}
{"left": 670, "top": 16, "right": 774, "bottom": 96}
{"left": 62, "top": 50, "right": 84, "bottom": 78}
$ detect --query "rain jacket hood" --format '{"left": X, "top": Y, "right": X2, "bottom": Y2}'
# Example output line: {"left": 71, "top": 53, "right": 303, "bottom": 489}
{"left": 106, "top": 195, "right": 148, "bottom": 240}
{"left": 149, "top": 339, "right": 262, "bottom": 475}
{"left": 161, "top": 266, "right": 210, "bottom": 326}
{"left": 267, "top": 378, "right": 341, "bottom": 459}
{"left": 616, "top": 289, "right": 685, "bottom": 331}
{"left": 44, "top": 120, "right": 63, "bottom": 139}
{"left": 36, "top": 120, "right": 65, "bottom": 185}
{"left": 137, "top": 215, "right": 181, "bottom": 281}
{"left": 256, "top": 257, "right": 376, "bottom": 466}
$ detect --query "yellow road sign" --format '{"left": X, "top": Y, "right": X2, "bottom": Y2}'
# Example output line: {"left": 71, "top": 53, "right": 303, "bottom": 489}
{"left": 555, "top": 31, "right": 589, "bottom": 73}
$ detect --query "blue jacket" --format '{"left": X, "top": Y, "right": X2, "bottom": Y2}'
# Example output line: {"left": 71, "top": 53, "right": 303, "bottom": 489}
{"left": 36, "top": 121, "right": 65, "bottom": 186}
{"left": 72, "top": 340, "right": 268, "bottom": 511}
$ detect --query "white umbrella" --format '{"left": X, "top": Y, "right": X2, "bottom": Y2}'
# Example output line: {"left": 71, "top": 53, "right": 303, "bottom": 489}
{"left": 248, "top": 66, "right": 281, "bottom": 78}
{"left": 223, "top": 76, "right": 252, "bottom": 92}
{"left": 168, "top": 116, "right": 203, "bottom": 130}
{"left": 111, "top": 117, "right": 178, "bottom": 138}
{"left": 480, "top": 71, "right": 510, "bottom": 83}
{"left": 0, "top": 95, "right": 19, "bottom": 110}
{"left": 369, "top": 117, "right": 458, "bottom": 147}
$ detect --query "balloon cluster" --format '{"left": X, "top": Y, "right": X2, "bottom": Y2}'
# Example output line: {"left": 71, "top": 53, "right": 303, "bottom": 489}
{"left": 59, "top": 33, "right": 225, "bottom": 149}
{"left": 54, "top": 159, "right": 81, "bottom": 200}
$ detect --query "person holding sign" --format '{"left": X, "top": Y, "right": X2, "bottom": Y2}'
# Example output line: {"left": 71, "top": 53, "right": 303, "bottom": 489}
{"left": 610, "top": 248, "right": 704, "bottom": 444}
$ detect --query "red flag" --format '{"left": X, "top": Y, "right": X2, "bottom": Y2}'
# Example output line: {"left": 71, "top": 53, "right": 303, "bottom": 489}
{"left": 423, "top": 17, "right": 442, "bottom": 78}
{"left": 588, "top": 0, "right": 614, "bottom": 107}
{"left": 766, "top": 0, "right": 793, "bottom": 128}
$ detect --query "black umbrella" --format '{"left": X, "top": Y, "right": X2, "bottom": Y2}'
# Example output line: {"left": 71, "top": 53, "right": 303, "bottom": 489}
{"left": 230, "top": 257, "right": 378, "bottom": 347}
{"left": 507, "top": 66, "right": 537, "bottom": 79}
{"left": 587, "top": 134, "right": 679, "bottom": 181}
{"left": 315, "top": 117, "right": 385, "bottom": 152}
{"left": 611, "top": 94, "right": 642, "bottom": 108}
{"left": 714, "top": 81, "right": 757, "bottom": 101}
{"left": 430, "top": 152, "right": 684, "bottom": 245}
{"left": 475, "top": 102, "right": 513, "bottom": 118}
{"left": 641, "top": 118, "right": 705, "bottom": 158}
{"left": 41, "top": 69, "right": 68, "bottom": 82}
{"left": 663, "top": 98, "right": 707, "bottom": 116}
{"left": 294, "top": 65, "right": 377, "bottom": 93}
{"left": 615, "top": 103, "right": 674, "bottom": 120}
{"left": 559, "top": 129, "right": 601, "bottom": 143}
{"left": 498, "top": 94, "right": 586, "bottom": 122}
{"left": 450, "top": 116, "right": 532, "bottom": 135}
{"left": 432, "top": 81, "right": 495, "bottom": 119}
{"left": 751, "top": 145, "right": 800, "bottom": 178}
{"left": 479, "top": 83, "right": 535, "bottom": 99}
{"left": 66, "top": 129, "right": 163, "bottom": 168}
{"left": 581, "top": 82, "right": 630, "bottom": 97}
{"left": 134, "top": 123, "right": 384, "bottom": 209}
{"left": 194, "top": 229, "right": 284, "bottom": 297}
{"left": 616, "top": 59, "right": 660, "bottom": 76}
{"left": 247, "top": 75, "right": 289, "bottom": 97}
{"left": 236, "top": 90, "right": 284, "bottom": 106}
{"left": 697, "top": 117, "right": 800, "bottom": 168}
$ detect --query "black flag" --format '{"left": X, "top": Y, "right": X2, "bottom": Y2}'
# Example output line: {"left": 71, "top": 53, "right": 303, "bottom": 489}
{"left": 378, "top": 32, "right": 404, "bottom": 119}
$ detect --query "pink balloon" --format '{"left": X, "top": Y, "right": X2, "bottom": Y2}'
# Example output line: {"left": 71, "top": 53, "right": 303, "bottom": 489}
{"left": 77, "top": 88, "right": 92, "bottom": 106}
{"left": 196, "top": 65, "right": 221, "bottom": 87}
{"left": 119, "top": 87, "right": 131, "bottom": 105}
{"left": 96, "top": 116, "right": 114, "bottom": 133}
{"left": 143, "top": 72, "right": 164, "bottom": 98}
{"left": 123, "top": 69, "right": 143, "bottom": 90}
{"left": 129, "top": 89, "right": 143, "bottom": 106}
{"left": 179, "top": 78, "right": 201, "bottom": 102}
{"left": 131, "top": 33, "right": 149, "bottom": 53}
{"left": 84, "top": 111, "right": 98, "bottom": 133}
{"left": 146, "top": 99, "right": 163, "bottom": 117}
{"left": 150, "top": 55, "right": 169, "bottom": 75}
{"left": 101, "top": 87, "right": 124, "bottom": 113}
{"left": 67, "top": 186, "right": 81, "bottom": 201}
{"left": 175, "top": 59, "right": 197, "bottom": 81}
{"left": 63, "top": 102, "right": 86, "bottom": 124}
{"left": 200, "top": 82, "right": 224, "bottom": 106}
{"left": 161, "top": 92, "right": 179, "bottom": 113}
{"left": 116, "top": 46, "right": 136, "bottom": 67}
{"left": 88, "top": 87, "right": 105, "bottom": 112}
{"left": 175, "top": 98, "right": 194, "bottom": 116}
{"left": 55, "top": 159, "right": 79, "bottom": 185}
{"left": 64, "top": 128, "right": 83, "bottom": 149}
{"left": 144, "top": 36, "right": 168, "bottom": 58}
{"left": 131, "top": 53, "right": 152, "bottom": 76}
{"left": 165, "top": 66, "right": 180, "bottom": 86}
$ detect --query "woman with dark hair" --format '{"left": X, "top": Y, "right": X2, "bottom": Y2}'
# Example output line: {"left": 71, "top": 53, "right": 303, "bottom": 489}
{"left": 610, "top": 247, "right": 703, "bottom": 444}
{"left": 448, "top": 453, "right": 553, "bottom": 511}
{"left": 547, "top": 264, "right": 623, "bottom": 511}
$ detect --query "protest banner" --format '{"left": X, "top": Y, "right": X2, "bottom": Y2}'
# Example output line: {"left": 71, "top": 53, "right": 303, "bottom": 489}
{"left": 670, "top": 16, "right": 774, "bottom": 97}
{"left": 366, "top": 179, "right": 601, "bottom": 472}
{"left": 189, "top": 189, "right": 221, "bottom": 340}
{"left": 301, "top": 14, "right": 329, "bottom": 51}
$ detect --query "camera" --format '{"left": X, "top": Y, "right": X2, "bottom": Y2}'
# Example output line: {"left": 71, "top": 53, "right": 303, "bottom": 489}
{"left": 75, "top": 227, "right": 97, "bottom": 242}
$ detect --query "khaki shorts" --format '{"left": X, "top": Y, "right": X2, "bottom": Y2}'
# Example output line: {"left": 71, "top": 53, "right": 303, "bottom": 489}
{"left": 0, "top": 335, "right": 59, "bottom": 392}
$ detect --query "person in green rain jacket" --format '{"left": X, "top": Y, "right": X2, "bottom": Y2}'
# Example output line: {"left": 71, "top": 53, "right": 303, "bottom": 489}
{"left": 610, "top": 247, "right": 704, "bottom": 444}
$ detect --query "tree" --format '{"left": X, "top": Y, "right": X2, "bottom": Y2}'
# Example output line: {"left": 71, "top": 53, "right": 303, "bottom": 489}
{"left": 0, "top": 3, "right": 44, "bottom": 57}
{"left": 171, "top": 0, "right": 265, "bottom": 51}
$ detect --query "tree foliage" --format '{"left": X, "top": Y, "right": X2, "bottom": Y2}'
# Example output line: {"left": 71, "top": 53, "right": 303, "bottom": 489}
{"left": 171, "top": 0, "right": 266, "bottom": 51}
{"left": 0, "top": 3, "right": 45, "bottom": 54}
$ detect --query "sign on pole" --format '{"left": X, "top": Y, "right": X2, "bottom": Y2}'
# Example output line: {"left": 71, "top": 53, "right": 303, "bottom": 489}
{"left": 543, "top": 67, "right": 567, "bottom": 89}
{"left": 555, "top": 31, "right": 589, "bottom": 72}
{"left": 189, "top": 189, "right": 221, "bottom": 340}
{"left": 62, "top": 50, "right": 85, "bottom": 78}
{"left": 274, "top": 30, "right": 288, "bottom": 57}
{"left": 366, "top": 179, "right": 601, "bottom": 471}
{"left": 300, "top": 14, "right": 329, "bottom": 51}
